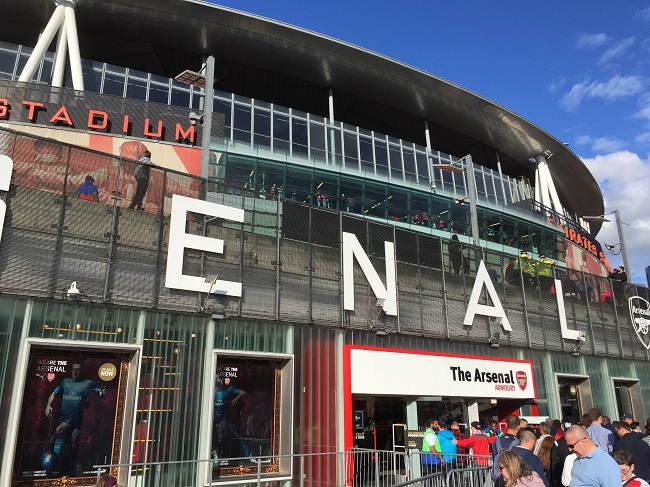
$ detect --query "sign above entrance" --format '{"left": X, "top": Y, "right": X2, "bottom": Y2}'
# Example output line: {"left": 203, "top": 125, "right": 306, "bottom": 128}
{"left": 347, "top": 347, "right": 535, "bottom": 399}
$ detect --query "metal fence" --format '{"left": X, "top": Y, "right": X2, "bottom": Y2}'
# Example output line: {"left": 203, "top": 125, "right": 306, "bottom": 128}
{"left": 91, "top": 450, "right": 492, "bottom": 487}
{"left": 0, "top": 126, "right": 648, "bottom": 360}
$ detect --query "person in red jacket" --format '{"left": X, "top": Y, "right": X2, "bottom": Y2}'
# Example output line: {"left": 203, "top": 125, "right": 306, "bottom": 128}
{"left": 456, "top": 421, "right": 495, "bottom": 466}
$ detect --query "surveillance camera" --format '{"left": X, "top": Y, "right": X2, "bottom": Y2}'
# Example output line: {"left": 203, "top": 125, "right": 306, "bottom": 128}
{"left": 605, "top": 243, "right": 616, "bottom": 251}
{"left": 188, "top": 111, "right": 203, "bottom": 126}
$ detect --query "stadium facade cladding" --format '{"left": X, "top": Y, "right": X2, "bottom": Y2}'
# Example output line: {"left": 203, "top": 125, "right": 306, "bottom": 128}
{"left": 0, "top": 1, "right": 648, "bottom": 486}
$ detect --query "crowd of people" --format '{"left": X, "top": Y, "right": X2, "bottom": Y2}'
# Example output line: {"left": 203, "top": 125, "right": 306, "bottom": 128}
{"left": 420, "top": 410, "right": 650, "bottom": 487}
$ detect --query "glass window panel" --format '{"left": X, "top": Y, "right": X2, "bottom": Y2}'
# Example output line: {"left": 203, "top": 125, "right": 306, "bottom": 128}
{"left": 364, "top": 182, "right": 386, "bottom": 218}
{"left": 233, "top": 103, "right": 252, "bottom": 144}
{"left": 105, "top": 63, "right": 126, "bottom": 74}
{"left": 313, "top": 171, "right": 339, "bottom": 209}
{"left": 273, "top": 113, "right": 290, "bottom": 154}
{"left": 359, "top": 135, "right": 374, "bottom": 173}
{"left": 485, "top": 171, "right": 497, "bottom": 202}
{"left": 291, "top": 117, "right": 308, "bottom": 157}
{"left": 494, "top": 176, "right": 505, "bottom": 202}
{"left": 214, "top": 99, "right": 232, "bottom": 127}
{"left": 40, "top": 57, "right": 53, "bottom": 84}
{"left": 257, "top": 159, "right": 284, "bottom": 195}
{"left": 16, "top": 52, "right": 36, "bottom": 81}
{"left": 442, "top": 167, "right": 453, "bottom": 191}
{"left": 253, "top": 109, "right": 271, "bottom": 149}
{"left": 388, "top": 144, "right": 402, "bottom": 178}
{"left": 148, "top": 82, "right": 169, "bottom": 104}
{"left": 150, "top": 73, "right": 168, "bottom": 84}
{"left": 402, "top": 147, "right": 416, "bottom": 181}
{"left": 81, "top": 64, "right": 102, "bottom": 93}
{"left": 309, "top": 120, "right": 326, "bottom": 163}
{"left": 387, "top": 188, "right": 409, "bottom": 223}
{"left": 102, "top": 72, "right": 125, "bottom": 97}
{"left": 224, "top": 154, "right": 256, "bottom": 190}
{"left": 474, "top": 172, "right": 486, "bottom": 199}
{"left": 125, "top": 76, "right": 147, "bottom": 101}
{"left": 170, "top": 87, "right": 190, "bottom": 108}
{"left": 343, "top": 131, "right": 359, "bottom": 168}
{"left": 285, "top": 166, "right": 312, "bottom": 203}
{"left": 0, "top": 49, "right": 18, "bottom": 79}
{"left": 453, "top": 170, "right": 467, "bottom": 196}
{"left": 374, "top": 138, "right": 389, "bottom": 176}
{"left": 340, "top": 176, "right": 363, "bottom": 214}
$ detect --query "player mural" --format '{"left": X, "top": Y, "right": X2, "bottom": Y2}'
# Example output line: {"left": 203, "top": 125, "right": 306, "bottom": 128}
{"left": 211, "top": 356, "right": 281, "bottom": 480}
{"left": 13, "top": 347, "right": 131, "bottom": 486}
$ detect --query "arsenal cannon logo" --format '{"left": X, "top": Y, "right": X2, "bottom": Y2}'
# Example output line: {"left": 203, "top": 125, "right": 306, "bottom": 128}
{"left": 516, "top": 371, "right": 528, "bottom": 391}
{"left": 629, "top": 296, "right": 650, "bottom": 350}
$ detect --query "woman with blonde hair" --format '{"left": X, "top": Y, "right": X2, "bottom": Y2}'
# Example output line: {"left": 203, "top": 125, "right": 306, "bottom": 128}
{"left": 498, "top": 450, "right": 545, "bottom": 487}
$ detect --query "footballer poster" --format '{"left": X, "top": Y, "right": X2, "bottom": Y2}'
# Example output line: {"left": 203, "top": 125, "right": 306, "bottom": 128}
{"left": 12, "top": 346, "right": 131, "bottom": 486}
{"left": 211, "top": 356, "right": 281, "bottom": 480}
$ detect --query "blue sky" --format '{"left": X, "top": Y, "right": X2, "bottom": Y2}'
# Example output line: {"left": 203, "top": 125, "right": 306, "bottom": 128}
{"left": 209, "top": 0, "right": 650, "bottom": 283}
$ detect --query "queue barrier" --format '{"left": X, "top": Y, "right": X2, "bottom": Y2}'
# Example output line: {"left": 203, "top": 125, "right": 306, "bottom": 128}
{"left": 92, "top": 449, "right": 492, "bottom": 487}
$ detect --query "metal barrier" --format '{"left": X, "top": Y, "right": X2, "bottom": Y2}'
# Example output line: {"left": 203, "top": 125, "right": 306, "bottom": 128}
{"left": 92, "top": 449, "right": 491, "bottom": 487}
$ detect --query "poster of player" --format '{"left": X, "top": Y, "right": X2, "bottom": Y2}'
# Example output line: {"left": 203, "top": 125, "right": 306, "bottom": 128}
{"left": 211, "top": 356, "right": 281, "bottom": 480}
{"left": 12, "top": 346, "right": 131, "bottom": 486}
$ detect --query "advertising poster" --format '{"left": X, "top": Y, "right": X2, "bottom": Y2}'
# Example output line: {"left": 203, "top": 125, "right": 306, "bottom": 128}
{"left": 211, "top": 356, "right": 281, "bottom": 480}
{"left": 13, "top": 346, "right": 131, "bottom": 487}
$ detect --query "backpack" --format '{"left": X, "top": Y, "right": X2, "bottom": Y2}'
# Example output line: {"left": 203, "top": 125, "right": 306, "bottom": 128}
{"left": 491, "top": 434, "right": 520, "bottom": 481}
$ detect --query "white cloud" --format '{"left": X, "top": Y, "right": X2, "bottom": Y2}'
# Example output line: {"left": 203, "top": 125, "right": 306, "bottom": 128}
{"left": 637, "top": 7, "right": 650, "bottom": 22}
{"left": 548, "top": 77, "right": 566, "bottom": 95}
{"left": 598, "top": 37, "right": 635, "bottom": 65}
{"left": 635, "top": 93, "right": 650, "bottom": 121}
{"left": 573, "top": 135, "right": 625, "bottom": 152}
{"left": 576, "top": 33, "right": 612, "bottom": 49}
{"left": 560, "top": 75, "right": 644, "bottom": 111}
{"left": 634, "top": 131, "right": 650, "bottom": 143}
{"left": 581, "top": 151, "right": 650, "bottom": 283}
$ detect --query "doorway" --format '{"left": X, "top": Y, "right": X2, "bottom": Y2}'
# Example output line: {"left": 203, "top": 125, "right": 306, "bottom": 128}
{"left": 556, "top": 374, "right": 592, "bottom": 420}
{"left": 612, "top": 378, "right": 644, "bottom": 423}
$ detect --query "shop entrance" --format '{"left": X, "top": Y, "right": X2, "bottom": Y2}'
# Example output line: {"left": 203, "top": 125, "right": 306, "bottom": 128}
{"left": 352, "top": 396, "right": 511, "bottom": 451}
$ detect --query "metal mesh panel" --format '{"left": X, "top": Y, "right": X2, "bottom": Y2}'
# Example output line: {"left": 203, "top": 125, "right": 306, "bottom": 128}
{"left": 0, "top": 227, "right": 57, "bottom": 296}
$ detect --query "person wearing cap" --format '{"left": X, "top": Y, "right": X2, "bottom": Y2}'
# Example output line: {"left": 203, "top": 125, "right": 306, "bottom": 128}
{"left": 75, "top": 174, "right": 99, "bottom": 202}
{"left": 621, "top": 414, "right": 634, "bottom": 425}
{"left": 613, "top": 422, "right": 650, "bottom": 482}
{"left": 456, "top": 421, "right": 494, "bottom": 466}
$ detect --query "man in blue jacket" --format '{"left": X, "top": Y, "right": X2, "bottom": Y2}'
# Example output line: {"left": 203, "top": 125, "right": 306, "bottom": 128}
{"left": 436, "top": 419, "right": 458, "bottom": 466}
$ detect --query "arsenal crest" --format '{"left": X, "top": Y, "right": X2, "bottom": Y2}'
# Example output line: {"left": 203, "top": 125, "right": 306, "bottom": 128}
{"left": 224, "top": 377, "right": 231, "bottom": 385}
{"left": 629, "top": 296, "right": 650, "bottom": 350}
{"left": 47, "top": 372, "right": 55, "bottom": 382}
{"left": 516, "top": 371, "right": 527, "bottom": 391}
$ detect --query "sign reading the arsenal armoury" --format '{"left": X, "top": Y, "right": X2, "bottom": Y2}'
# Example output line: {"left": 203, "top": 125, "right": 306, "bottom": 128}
{"left": 629, "top": 296, "right": 650, "bottom": 349}
{"left": 348, "top": 348, "right": 535, "bottom": 399}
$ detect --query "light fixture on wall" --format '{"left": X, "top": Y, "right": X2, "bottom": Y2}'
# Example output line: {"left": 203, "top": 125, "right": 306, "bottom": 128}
{"left": 488, "top": 331, "right": 500, "bottom": 349}
{"left": 571, "top": 332, "right": 587, "bottom": 357}
{"left": 198, "top": 275, "right": 219, "bottom": 313}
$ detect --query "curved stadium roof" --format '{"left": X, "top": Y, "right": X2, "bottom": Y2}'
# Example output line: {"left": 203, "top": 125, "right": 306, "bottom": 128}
{"left": 2, "top": 0, "right": 604, "bottom": 227}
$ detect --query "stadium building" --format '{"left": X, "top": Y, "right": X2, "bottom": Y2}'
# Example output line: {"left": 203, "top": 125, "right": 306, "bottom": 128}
{"left": 0, "top": 0, "right": 649, "bottom": 485}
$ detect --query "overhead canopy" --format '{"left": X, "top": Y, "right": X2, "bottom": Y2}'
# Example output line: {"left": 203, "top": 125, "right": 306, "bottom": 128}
{"left": 0, "top": 0, "right": 604, "bottom": 226}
